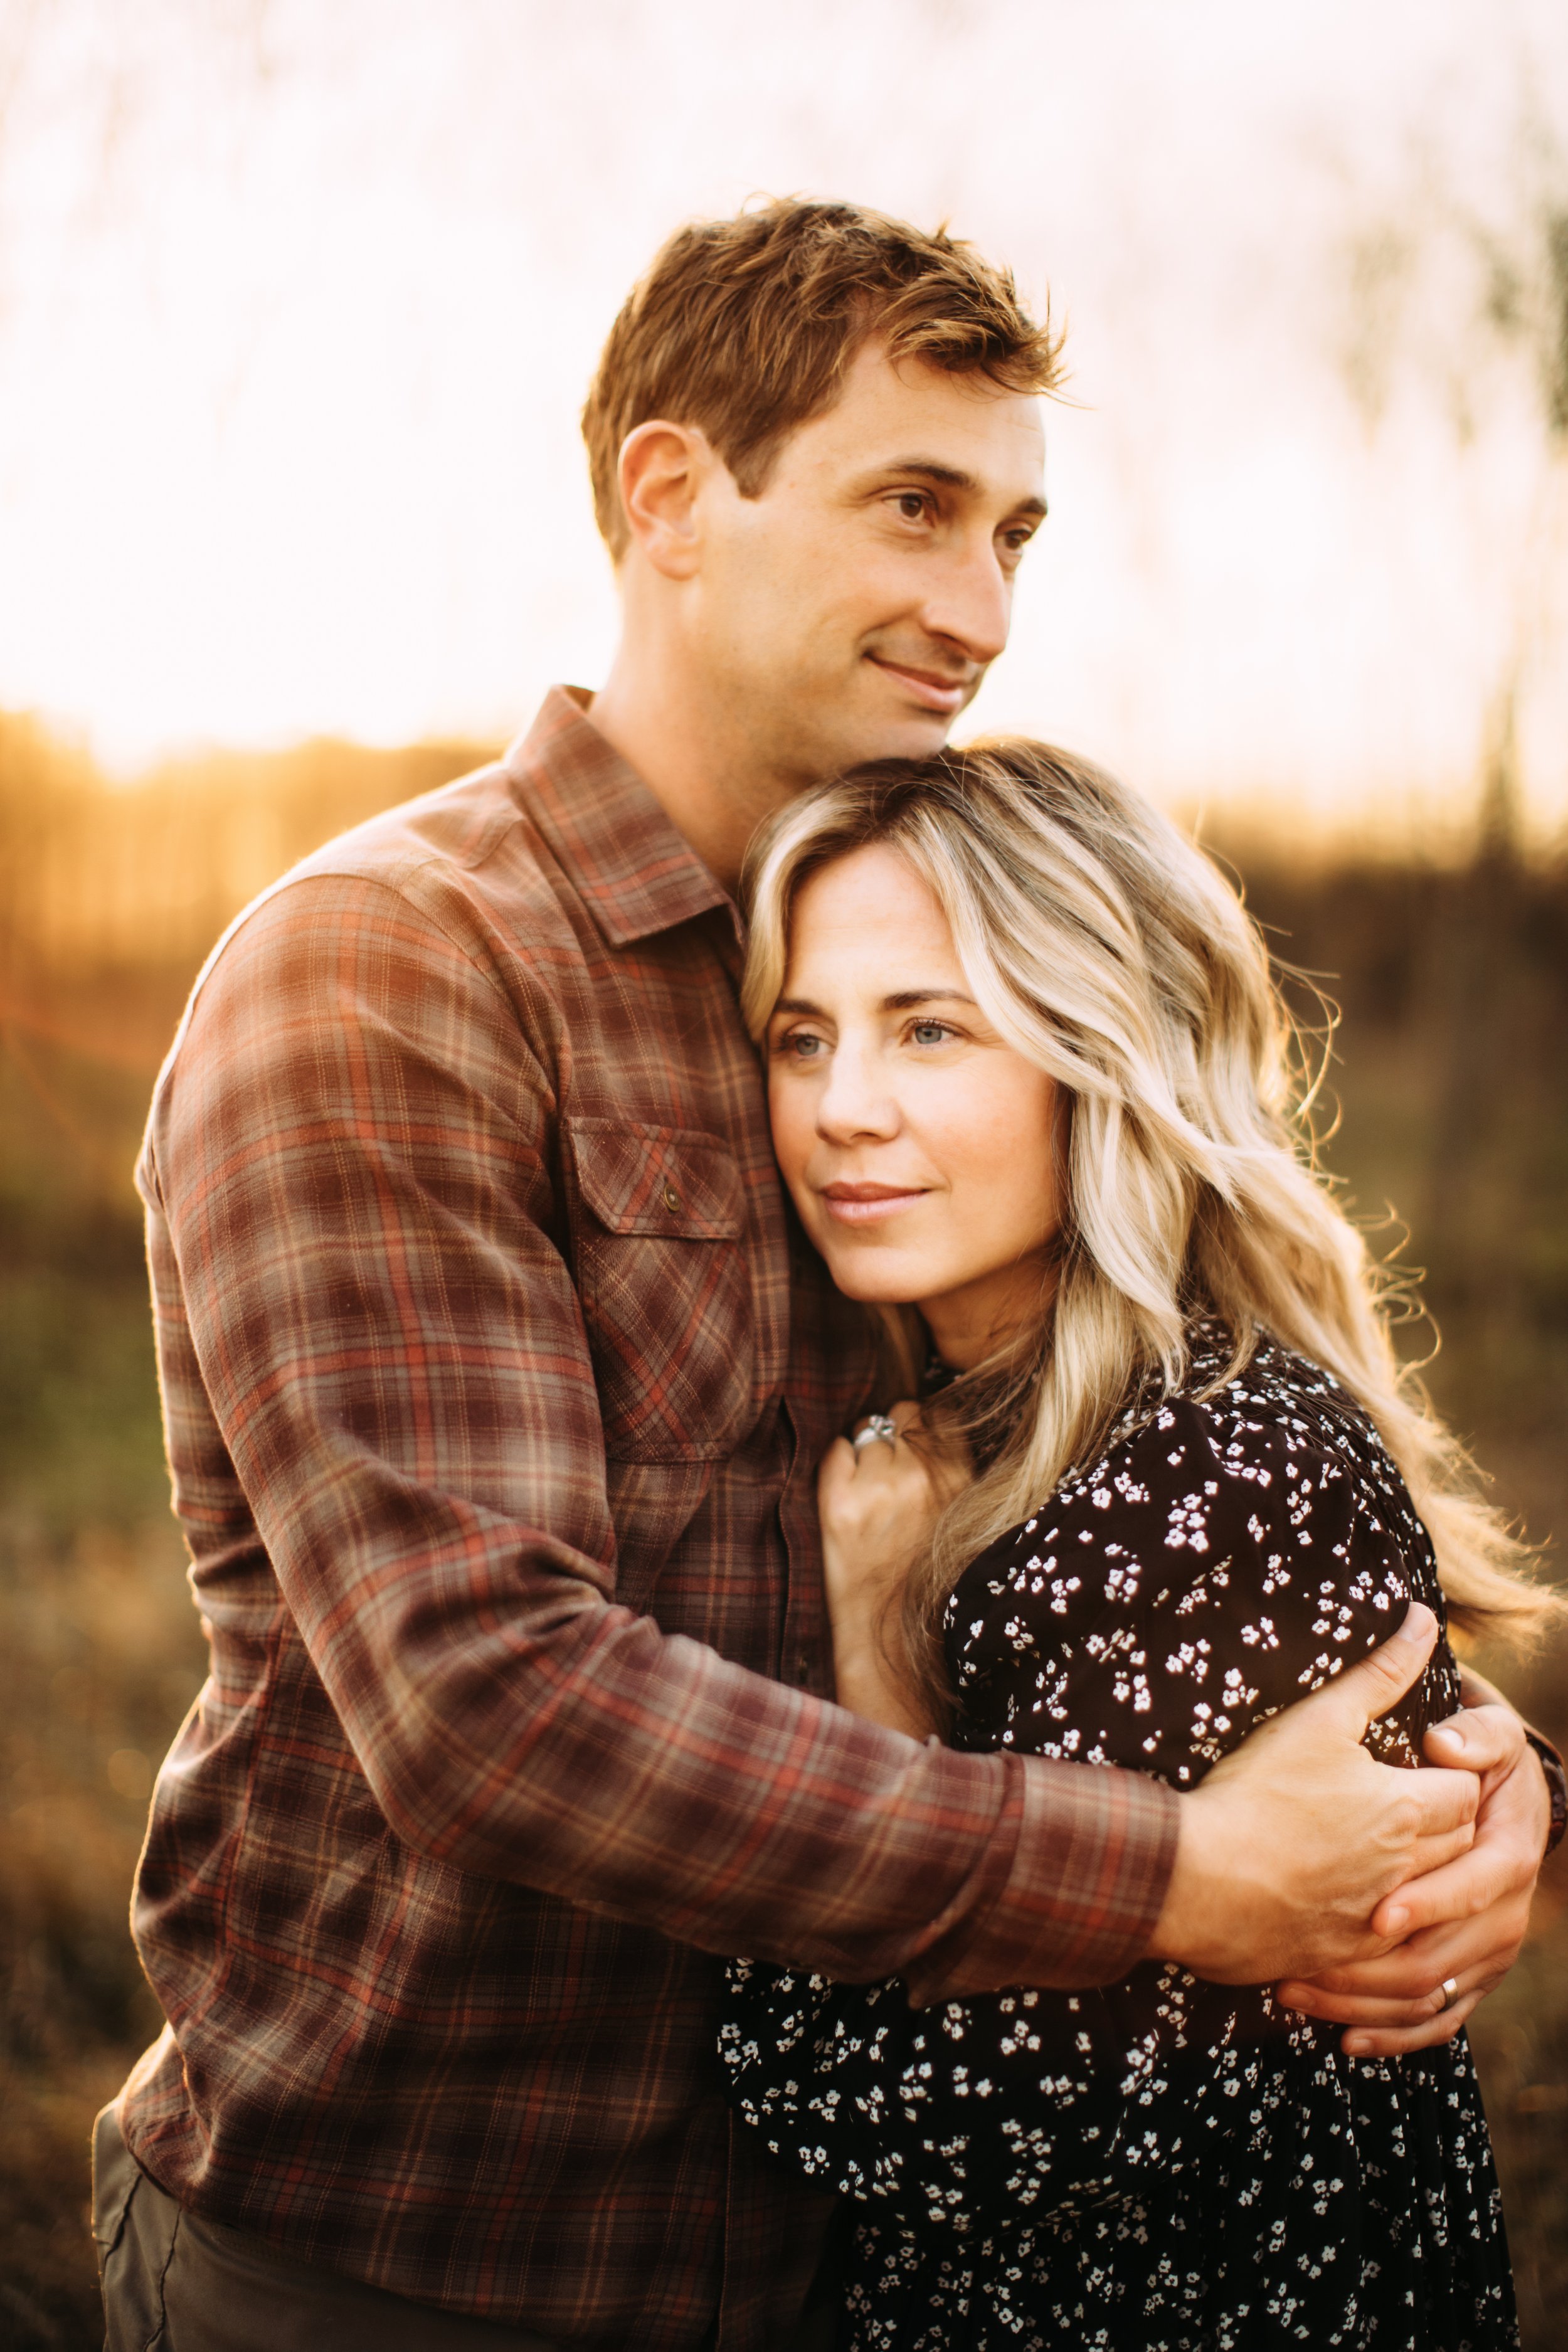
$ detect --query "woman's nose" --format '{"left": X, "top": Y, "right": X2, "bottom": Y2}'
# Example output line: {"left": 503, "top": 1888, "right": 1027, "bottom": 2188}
{"left": 815, "top": 1042, "right": 901, "bottom": 1142}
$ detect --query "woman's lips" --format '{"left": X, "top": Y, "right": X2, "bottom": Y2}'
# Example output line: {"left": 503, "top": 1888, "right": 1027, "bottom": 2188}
{"left": 818, "top": 1183, "right": 929, "bottom": 1226}
{"left": 866, "top": 654, "right": 971, "bottom": 714}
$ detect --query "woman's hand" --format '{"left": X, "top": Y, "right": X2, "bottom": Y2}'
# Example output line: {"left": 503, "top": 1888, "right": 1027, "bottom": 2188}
{"left": 818, "top": 1401, "right": 963, "bottom": 1740}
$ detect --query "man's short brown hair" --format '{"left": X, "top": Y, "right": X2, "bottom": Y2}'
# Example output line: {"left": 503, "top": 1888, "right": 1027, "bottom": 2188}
{"left": 582, "top": 197, "right": 1064, "bottom": 558}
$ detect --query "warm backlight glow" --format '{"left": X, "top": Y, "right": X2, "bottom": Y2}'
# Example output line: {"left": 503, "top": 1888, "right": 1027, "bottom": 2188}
{"left": 0, "top": 0, "right": 1565, "bottom": 845}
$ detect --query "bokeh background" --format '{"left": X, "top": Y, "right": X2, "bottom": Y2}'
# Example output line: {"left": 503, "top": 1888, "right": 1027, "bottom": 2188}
{"left": 1, "top": 2, "right": 1565, "bottom": 2344}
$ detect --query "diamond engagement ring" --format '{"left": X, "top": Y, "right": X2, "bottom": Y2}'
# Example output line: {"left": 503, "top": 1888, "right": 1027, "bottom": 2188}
{"left": 852, "top": 1414, "right": 899, "bottom": 1454}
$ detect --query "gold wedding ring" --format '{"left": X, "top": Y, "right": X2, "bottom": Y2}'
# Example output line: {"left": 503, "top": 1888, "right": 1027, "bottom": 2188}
{"left": 852, "top": 1414, "right": 899, "bottom": 1454}
{"left": 1439, "top": 1976, "right": 1460, "bottom": 2010}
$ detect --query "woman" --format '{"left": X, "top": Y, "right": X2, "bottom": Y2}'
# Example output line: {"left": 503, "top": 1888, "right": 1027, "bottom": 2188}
{"left": 718, "top": 741, "right": 1554, "bottom": 2350}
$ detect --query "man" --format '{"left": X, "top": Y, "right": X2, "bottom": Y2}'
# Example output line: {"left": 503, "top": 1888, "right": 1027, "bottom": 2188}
{"left": 96, "top": 199, "right": 1560, "bottom": 2350}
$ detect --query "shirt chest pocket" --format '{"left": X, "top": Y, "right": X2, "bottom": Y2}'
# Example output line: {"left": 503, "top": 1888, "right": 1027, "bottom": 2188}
{"left": 563, "top": 1115, "right": 756, "bottom": 1463}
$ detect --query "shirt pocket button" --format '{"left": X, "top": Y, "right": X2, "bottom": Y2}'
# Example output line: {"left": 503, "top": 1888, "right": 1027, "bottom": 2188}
{"left": 662, "top": 1180, "right": 681, "bottom": 1212}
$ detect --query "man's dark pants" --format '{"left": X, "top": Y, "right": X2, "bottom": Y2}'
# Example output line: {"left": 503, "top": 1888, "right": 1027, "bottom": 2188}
{"left": 94, "top": 2106, "right": 842, "bottom": 2351}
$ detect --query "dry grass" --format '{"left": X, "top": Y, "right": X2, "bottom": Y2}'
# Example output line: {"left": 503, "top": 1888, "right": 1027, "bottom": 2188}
{"left": 0, "top": 1504, "right": 203, "bottom": 2345}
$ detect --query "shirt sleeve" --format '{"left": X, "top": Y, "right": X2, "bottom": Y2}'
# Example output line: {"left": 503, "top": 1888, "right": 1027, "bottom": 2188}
{"left": 142, "top": 872, "right": 1177, "bottom": 2001}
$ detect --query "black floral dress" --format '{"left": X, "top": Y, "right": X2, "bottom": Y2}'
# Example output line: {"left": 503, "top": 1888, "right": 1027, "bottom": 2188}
{"left": 719, "top": 1328, "right": 1517, "bottom": 2350}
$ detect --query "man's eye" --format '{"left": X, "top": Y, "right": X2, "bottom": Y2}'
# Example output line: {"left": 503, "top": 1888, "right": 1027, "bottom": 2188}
{"left": 896, "top": 491, "right": 930, "bottom": 522}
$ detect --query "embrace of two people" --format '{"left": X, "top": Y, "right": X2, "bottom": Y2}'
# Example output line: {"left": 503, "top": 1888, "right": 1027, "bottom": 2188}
{"left": 93, "top": 199, "right": 1564, "bottom": 2352}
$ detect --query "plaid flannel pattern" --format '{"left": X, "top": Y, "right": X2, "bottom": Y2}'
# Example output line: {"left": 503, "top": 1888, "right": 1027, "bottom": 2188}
{"left": 122, "top": 690, "right": 1179, "bottom": 2348}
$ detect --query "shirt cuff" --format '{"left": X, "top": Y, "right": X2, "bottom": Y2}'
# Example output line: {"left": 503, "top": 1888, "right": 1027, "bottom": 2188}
{"left": 903, "top": 1757, "right": 1180, "bottom": 2005}
{"left": 1524, "top": 1726, "right": 1567, "bottom": 1858}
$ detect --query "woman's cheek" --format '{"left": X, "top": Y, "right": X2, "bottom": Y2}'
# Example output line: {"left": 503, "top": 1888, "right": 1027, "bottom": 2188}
{"left": 948, "top": 1078, "right": 1061, "bottom": 1244}
{"left": 768, "top": 1074, "right": 813, "bottom": 1199}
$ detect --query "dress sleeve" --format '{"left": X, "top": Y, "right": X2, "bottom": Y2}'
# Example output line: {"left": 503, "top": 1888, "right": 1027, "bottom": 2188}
{"left": 951, "top": 1387, "right": 1457, "bottom": 1788}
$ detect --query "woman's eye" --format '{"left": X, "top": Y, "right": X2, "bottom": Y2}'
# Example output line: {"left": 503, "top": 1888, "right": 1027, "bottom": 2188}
{"left": 910, "top": 1020, "right": 954, "bottom": 1046}
{"left": 780, "top": 1032, "right": 825, "bottom": 1060}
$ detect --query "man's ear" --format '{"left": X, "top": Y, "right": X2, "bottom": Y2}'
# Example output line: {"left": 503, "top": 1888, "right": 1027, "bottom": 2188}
{"left": 616, "top": 420, "right": 713, "bottom": 581}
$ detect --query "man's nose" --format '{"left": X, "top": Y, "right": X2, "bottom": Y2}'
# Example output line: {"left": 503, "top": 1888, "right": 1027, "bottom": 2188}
{"left": 921, "top": 536, "right": 1012, "bottom": 667}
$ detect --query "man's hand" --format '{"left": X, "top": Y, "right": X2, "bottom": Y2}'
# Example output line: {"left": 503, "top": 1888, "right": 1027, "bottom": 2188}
{"left": 1151, "top": 1606, "right": 1481, "bottom": 1983}
{"left": 1276, "top": 1681, "right": 1549, "bottom": 2054}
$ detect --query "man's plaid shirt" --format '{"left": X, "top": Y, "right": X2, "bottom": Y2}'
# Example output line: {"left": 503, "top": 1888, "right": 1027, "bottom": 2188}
{"left": 122, "top": 690, "right": 1179, "bottom": 2348}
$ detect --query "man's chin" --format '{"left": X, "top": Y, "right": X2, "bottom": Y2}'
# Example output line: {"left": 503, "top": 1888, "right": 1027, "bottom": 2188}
{"left": 832, "top": 701, "right": 961, "bottom": 774}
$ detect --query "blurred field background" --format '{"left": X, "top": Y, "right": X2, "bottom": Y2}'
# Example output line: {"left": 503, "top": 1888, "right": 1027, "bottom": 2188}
{"left": 0, "top": 716, "right": 1564, "bottom": 2348}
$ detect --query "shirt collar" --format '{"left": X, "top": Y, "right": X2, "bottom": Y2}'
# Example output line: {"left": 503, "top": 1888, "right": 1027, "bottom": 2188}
{"left": 504, "top": 687, "right": 736, "bottom": 948}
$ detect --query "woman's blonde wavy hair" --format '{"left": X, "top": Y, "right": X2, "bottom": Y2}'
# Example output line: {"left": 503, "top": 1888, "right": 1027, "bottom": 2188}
{"left": 741, "top": 738, "right": 1559, "bottom": 1708}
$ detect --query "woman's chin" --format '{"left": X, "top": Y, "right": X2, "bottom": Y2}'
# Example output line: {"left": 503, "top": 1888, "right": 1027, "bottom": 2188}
{"left": 818, "top": 1249, "right": 923, "bottom": 1310}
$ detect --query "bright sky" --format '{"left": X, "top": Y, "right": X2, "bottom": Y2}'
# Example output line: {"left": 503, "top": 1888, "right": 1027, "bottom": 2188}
{"left": 1, "top": 0, "right": 1565, "bottom": 841}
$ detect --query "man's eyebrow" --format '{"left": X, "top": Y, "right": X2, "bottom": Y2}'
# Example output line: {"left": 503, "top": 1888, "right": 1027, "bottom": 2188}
{"left": 853, "top": 456, "right": 1047, "bottom": 519}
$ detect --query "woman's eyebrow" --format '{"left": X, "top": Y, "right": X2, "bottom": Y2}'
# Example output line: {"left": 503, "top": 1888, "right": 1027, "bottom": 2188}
{"left": 771, "top": 987, "right": 978, "bottom": 1017}
{"left": 883, "top": 987, "right": 978, "bottom": 1010}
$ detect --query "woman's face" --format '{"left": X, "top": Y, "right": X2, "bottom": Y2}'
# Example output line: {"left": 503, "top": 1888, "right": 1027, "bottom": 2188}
{"left": 766, "top": 842, "right": 1062, "bottom": 1370}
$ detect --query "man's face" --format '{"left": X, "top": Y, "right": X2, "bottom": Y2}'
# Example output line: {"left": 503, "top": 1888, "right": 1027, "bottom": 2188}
{"left": 689, "top": 339, "right": 1047, "bottom": 785}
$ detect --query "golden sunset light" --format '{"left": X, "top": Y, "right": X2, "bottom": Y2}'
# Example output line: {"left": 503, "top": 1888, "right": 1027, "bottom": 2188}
{"left": 1, "top": 0, "right": 1565, "bottom": 839}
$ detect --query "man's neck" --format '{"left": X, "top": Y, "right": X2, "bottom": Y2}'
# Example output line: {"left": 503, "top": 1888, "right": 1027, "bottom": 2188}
{"left": 586, "top": 649, "right": 806, "bottom": 896}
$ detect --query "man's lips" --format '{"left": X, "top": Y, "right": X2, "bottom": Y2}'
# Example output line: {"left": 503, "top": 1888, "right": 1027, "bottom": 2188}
{"left": 818, "top": 1181, "right": 930, "bottom": 1227}
{"left": 866, "top": 653, "right": 974, "bottom": 714}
